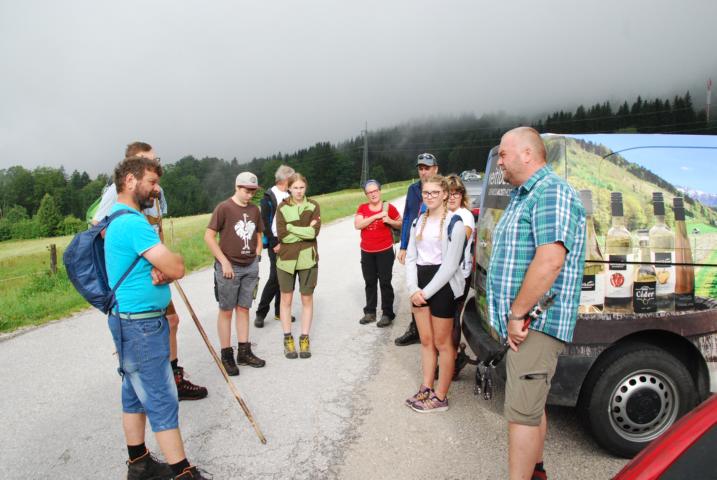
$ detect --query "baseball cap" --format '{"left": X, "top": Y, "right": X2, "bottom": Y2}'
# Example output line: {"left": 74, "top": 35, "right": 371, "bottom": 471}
{"left": 416, "top": 153, "right": 438, "bottom": 167}
{"left": 235, "top": 172, "right": 258, "bottom": 189}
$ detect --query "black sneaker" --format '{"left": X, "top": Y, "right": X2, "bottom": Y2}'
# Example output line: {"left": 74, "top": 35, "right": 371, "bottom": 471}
{"left": 127, "top": 450, "right": 173, "bottom": 480}
{"left": 359, "top": 313, "right": 376, "bottom": 325}
{"left": 174, "top": 466, "right": 212, "bottom": 479}
{"left": 236, "top": 342, "right": 266, "bottom": 368}
{"left": 174, "top": 367, "right": 208, "bottom": 401}
{"left": 254, "top": 313, "right": 266, "bottom": 328}
{"left": 220, "top": 347, "right": 239, "bottom": 376}
{"left": 274, "top": 314, "right": 296, "bottom": 323}
{"left": 376, "top": 314, "right": 393, "bottom": 328}
{"left": 394, "top": 320, "right": 419, "bottom": 346}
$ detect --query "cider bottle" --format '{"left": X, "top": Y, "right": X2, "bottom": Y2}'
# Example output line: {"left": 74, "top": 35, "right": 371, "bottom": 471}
{"left": 649, "top": 192, "right": 675, "bottom": 311}
{"left": 578, "top": 190, "right": 605, "bottom": 314}
{"left": 633, "top": 237, "right": 657, "bottom": 314}
{"left": 605, "top": 192, "right": 634, "bottom": 313}
{"left": 673, "top": 197, "right": 695, "bottom": 310}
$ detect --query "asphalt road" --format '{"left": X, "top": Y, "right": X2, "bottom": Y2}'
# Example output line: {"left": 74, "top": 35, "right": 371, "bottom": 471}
{"left": 0, "top": 198, "right": 628, "bottom": 479}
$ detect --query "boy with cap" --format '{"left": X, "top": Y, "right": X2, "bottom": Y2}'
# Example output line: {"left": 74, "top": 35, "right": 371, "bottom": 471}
{"left": 204, "top": 172, "right": 266, "bottom": 375}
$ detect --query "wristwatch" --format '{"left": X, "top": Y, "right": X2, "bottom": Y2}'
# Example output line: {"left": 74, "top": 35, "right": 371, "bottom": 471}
{"left": 507, "top": 309, "right": 527, "bottom": 321}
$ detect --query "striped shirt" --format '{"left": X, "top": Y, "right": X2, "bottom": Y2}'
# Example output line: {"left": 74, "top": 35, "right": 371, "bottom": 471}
{"left": 487, "top": 166, "right": 586, "bottom": 343}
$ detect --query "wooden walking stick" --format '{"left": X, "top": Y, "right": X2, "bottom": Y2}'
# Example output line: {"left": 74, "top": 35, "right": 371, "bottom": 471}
{"left": 173, "top": 279, "right": 267, "bottom": 444}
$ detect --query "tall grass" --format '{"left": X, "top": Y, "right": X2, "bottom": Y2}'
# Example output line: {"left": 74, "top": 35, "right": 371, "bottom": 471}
{"left": 0, "top": 181, "right": 411, "bottom": 333}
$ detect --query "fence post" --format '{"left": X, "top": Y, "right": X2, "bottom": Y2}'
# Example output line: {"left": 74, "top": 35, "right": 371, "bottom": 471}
{"left": 49, "top": 244, "right": 57, "bottom": 274}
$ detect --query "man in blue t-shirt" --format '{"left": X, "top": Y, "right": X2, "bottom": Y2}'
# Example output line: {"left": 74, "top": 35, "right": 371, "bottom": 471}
{"left": 95, "top": 141, "right": 207, "bottom": 402}
{"left": 105, "top": 156, "right": 209, "bottom": 479}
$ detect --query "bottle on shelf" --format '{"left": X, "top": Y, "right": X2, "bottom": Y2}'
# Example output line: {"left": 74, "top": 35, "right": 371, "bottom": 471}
{"left": 673, "top": 197, "right": 695, "bottom": 310}
{"left": 578, "top": 190, "right": 605, "bottom": 314}
{"left": 633, "top": 236, "right": 657, "bottom": 314}
{"left": 604, "top": 192, "right": 634, "bottom": 313}
{"left": 649, "top": 192, "right": 675, "bottom": 311}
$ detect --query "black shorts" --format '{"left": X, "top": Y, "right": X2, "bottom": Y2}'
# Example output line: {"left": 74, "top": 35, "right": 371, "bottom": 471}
{"left": 417, "top": 264, "right": 457, "bottom": 318}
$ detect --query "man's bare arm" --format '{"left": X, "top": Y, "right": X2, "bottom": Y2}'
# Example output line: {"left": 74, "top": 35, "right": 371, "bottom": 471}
{"left": 143, "top": 243, "right": 185, "bottom": 280}
{"left": 511, "top": 242, "right": 567, "bottom": 317}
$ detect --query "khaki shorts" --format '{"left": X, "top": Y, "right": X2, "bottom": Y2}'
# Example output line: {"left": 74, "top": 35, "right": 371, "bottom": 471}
{"left": 504, "top": 330, "right": 565, "bottom": 426}
{"left": 277, "top": 266, "right": 318, "bottom": 295}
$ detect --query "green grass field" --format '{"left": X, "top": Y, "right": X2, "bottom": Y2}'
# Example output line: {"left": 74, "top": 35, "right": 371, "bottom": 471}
{"left": 0, "top": 180, "right": 411, "bottom": 333}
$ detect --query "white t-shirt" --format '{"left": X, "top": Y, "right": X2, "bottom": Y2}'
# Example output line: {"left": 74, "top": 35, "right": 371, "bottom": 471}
{"left": 416, "top": 214, "right": 444, "bottom": 265}
{"left": 270, "top": 185, "right": 291, "bottom": 237}
{"left": 453, "top": 208, "right": 476, "bottom": 278}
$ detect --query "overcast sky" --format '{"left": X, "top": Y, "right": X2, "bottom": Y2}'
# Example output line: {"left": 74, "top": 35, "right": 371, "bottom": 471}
{"left": 1, "top": 0, "right": 716, "bottom": 176}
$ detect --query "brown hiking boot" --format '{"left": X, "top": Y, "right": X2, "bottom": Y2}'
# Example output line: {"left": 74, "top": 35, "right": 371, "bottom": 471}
{"left": 220, "top": 347, "right": 239, "bottom": 376}
{"left": 174, "top": 466, "right": 212, "bottom": 479}
{"left": 236, "top": 342, "right": 266, "bottom": 368}
{"left": 127, "top": 450, "right": 173, "bottom": 480}
{"left": 174, "top": 366, "right": 208, "bottom": 401}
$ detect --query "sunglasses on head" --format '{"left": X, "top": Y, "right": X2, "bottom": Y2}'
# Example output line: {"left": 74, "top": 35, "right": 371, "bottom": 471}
{"left": 417, "top": 153, "right": 435, "bottom": 161}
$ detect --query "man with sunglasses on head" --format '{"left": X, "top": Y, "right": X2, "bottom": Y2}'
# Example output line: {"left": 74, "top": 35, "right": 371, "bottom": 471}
{"left": 93, "top": 142, "right": 208, "bottom": 402}
{"left": 394, "top": 152, "right": 439, "bottom": 346}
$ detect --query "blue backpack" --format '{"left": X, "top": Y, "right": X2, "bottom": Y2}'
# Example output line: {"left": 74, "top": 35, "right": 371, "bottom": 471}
{"left": 63, "top": 209, "right": 142, "bottom": 314}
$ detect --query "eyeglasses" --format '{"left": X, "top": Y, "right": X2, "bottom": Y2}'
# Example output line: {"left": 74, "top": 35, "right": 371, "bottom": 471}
{"left": 448, "top": 191, "right": 464, "bottom": 198}
{"left": 365, "top": 189, "right": 380, "bottom": 195}
{"left": 421, "top": 190, "right": 442, "bottom": 199}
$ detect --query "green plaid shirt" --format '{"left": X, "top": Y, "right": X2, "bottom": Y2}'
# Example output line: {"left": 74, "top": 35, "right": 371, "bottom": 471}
{"left": 487, "top": 166, "right": 586, "bottom": 342}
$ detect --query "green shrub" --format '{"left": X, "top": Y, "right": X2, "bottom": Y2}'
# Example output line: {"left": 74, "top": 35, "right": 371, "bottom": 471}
{"left": 61, "top": 215, "right": 85, "bottom": 235}
{"left": 11, "top": 218, "right": 41, "bottom": 239}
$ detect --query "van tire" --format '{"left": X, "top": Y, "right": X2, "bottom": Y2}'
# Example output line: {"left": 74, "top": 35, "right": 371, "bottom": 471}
{"left": 577, "top": 345, "right": 697, "bottom": 458}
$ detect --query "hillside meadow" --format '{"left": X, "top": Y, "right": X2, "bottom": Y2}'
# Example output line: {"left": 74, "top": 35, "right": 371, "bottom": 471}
{"left": 0, "top": 181, "right": 411, "bottom": 333}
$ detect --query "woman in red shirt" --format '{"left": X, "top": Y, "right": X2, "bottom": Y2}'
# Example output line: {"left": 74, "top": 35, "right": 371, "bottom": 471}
{"left": 354, "top": 180, "right": 403, "bottom": 327}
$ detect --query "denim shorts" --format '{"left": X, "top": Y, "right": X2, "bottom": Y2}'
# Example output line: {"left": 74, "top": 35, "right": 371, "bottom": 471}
{"left": 214, "top": 259, "right": 260, "bottom": 310}
{"left": 107, "top": 314, "right": 178, "bottom": 432}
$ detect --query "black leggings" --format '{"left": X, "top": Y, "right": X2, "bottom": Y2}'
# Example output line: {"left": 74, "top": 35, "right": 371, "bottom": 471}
{"left": 360, "top": 248, "right": 395, "bottom": 317}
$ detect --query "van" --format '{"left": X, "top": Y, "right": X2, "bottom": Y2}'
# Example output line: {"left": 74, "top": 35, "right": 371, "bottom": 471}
{"left": 461, "top": 133, "right": 717, "bottom": 458}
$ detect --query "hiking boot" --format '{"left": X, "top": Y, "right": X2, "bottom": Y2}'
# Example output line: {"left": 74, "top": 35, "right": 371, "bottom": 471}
{"left": 126, "top": 450, "right": 173, "bottom": 480}
{"left": 174, "top": 466, "right": 212, "bottom": 479}
{"left": 394, "top": 320, "right": 419, "bottom": 346}
{"left": 254, "top": 313, "right": 265, "bottom": 328}
{"left": 405, "top": 385, "right": 433, "bottom": 407}
{"left": 376, "top": 314, "right": 393, "bottom": 328}
{"left": 174, "top": 366, "right": 208, "bottom": 401}
{"left": 236, "top": 342, "right": 266, "bottom": 368}
{"left": 410, "top": 394, "right": 449, "bottom": 413}
{"left": 284, "top": 335, "right": 298, "bottom": 359}
{"left": 359, "top": 313, "right": 376, "bottom": 325}
{"left": 220, "top": 347, "right": 239, "bottom": 376}
{"left": 299, "top": 335, "right": 311, "bottom": 358}
{"left": 274, "top": 314, "right": 296, "bottom": 322}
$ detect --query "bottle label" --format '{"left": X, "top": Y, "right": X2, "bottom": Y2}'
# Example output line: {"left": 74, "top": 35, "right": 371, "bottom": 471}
{"left": 633, "top": 281, "right": 657, "bottom": 313}
{"left": 675, "top": 293, "right": 695, "bottom": 311}
{"left": 652, "top": 252, "right": 675, "bottom": 297}
{"left": 580, "top": 272, "right": 605, "bottom": 308}
{"left": 606, "top": 255, "right": 633, "bottom": 298}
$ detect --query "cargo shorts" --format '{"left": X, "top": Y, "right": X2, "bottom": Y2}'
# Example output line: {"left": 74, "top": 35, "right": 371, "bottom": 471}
{"left": 214, "top": 259, "right": 260, "bottom": 311}
{"left": 504, "top": 330, "right": 565, "bottom": 426}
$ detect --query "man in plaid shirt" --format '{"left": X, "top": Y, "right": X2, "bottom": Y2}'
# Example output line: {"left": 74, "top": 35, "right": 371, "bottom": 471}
{"left": 487, "top": 127, "right": 586, "bottom": 480}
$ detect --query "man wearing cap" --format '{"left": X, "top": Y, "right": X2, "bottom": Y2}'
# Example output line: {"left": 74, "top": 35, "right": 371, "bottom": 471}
{"left": 394, "top": 152, "right": 439, "bottom": 346}
{"left": 204, "top": 172, "right": 266, "bottom": 376}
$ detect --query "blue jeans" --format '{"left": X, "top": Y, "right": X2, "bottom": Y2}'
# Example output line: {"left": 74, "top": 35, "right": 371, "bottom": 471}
{"left": 108, "top": 314, "right": 179, "bottom": 432}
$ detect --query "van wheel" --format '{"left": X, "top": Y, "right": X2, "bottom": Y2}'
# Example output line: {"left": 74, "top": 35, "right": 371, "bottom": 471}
{"left": 577, "top": 345, "right": 697, "bottom": 458}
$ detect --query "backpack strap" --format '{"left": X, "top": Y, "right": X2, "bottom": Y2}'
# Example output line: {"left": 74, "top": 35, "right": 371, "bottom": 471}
{"left": 106, "top": 209, "right": 144, "bottom": 307}
{"left": 447, "top": 214, "right": 462, "bottom": 241}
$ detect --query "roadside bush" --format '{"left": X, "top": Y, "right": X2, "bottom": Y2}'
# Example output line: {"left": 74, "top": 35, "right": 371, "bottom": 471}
{"left": 60, "top": 215, "right": 85, "bottom": 235}
{"left": 11, "top": 218, "right": 41, "bottom": 239}
{"left": 0, "top": 219, "right": 11, "bottom": 241}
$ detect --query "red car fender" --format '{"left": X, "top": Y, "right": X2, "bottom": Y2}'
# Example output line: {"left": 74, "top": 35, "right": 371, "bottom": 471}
{"left": 613, "top": 394, "right": 717, "bottom": 479}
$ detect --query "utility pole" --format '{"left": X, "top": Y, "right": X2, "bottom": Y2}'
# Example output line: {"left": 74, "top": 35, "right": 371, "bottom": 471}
{"left": 361, "top": 121, "right": 369, "bottom": 187}
{"left": 707, "top": 78, "right": 712, "bottom": 124}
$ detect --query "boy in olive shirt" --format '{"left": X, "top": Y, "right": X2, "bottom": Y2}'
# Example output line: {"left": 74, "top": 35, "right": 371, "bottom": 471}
{"left": 204, "top": 172, "right": 266, "bottom": 375}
